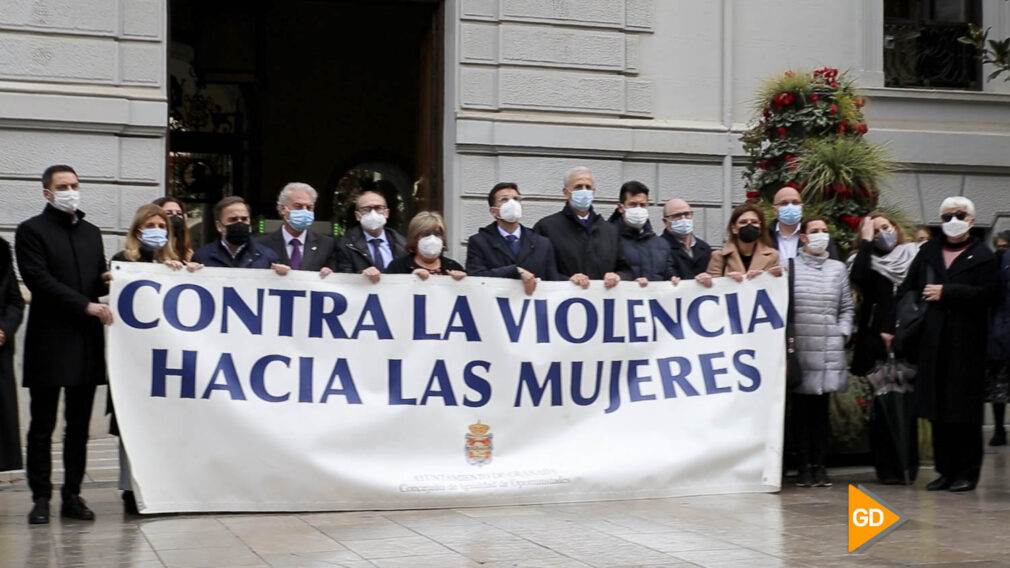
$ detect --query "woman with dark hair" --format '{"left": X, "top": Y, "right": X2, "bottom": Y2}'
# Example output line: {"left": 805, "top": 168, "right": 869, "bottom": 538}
{"left": 0, "top": 236, "right": 25, "bottom": 474}
{"left": 696, "top": 203, "right": 781, "bottom": 286}
{"left": 790, "top": 216, "right": 854, "bottom": 487}
{"left": 152, "top": 196, "right": 193, "bottom": 261}
{"left": 385, "top": 211, "right": 466, "bottom": 280}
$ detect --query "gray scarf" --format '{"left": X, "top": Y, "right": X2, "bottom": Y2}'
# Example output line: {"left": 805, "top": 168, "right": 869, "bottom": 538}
{"left": 847, "top": 241, "right": 917, "bottom": 285}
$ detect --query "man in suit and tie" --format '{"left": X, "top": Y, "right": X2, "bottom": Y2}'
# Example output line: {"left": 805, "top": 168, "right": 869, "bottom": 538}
{"left": 335, "top": 190, "right": 407, "bottom": 283}
{"left": 258, "top": 182, "right": 337, "bottom": 276}
{"left": 466, "top": 182, "right": 559, "bottom": 294}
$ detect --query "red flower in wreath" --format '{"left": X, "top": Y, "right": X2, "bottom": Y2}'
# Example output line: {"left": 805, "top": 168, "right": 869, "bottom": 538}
{"left": 810, "top": 93, "right": 819, "bottom": 103}
{"left": 840, "top": 215, "right": 862, "bottom": 230}
{"left": 838, "top": 122, "right": 847, "bottom": 134}
{"left": 746, "top": 190, "right": 760, "bottom": 199}
{"left": 856, "top": 123, "right": 868, "bottom": 135}
{"left": 829, "top": 104, "right": 838, "bottom": 115}
{"left": 777, "top": 126, "right": 788, "bottom": 139}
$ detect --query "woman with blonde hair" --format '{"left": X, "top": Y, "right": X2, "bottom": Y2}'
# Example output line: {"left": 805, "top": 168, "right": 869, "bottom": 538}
{"left": 696, "top": 203, "right": 782, "bottom": 286}
{"left": 114, "top": 204, "right": 181, "bottom": 264}
{"left": 109, "top": 203, "right": 201, "bottom": 513}
{"left": 385, "top": 211, "right": 466, "bottom": 280}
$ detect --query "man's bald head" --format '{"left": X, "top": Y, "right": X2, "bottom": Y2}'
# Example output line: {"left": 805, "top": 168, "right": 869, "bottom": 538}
{"left": 773, "top": 186, "right": 802, "bottom": 205}
{"left": 664, "top": 198, "right": 690, "bottom": 217}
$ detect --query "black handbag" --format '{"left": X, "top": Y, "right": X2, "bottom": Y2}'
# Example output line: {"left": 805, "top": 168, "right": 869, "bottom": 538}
{"left": 894, "top": 264, "right": 934, "bottom": 362}
{"left": 785, "top": 258, "right": 802, "bottom": 390}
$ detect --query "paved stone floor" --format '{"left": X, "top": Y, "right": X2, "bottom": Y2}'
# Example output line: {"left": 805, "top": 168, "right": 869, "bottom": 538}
{"left": 1, "top": 437, "right": 1009, "bottom": 567}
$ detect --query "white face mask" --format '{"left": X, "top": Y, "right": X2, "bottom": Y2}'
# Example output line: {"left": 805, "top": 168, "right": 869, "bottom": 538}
{"left": 360, "top": 209, "right": 387, "bottom": 233}
{"left": 497, "top": 199, "right": 522, "bottom": 223}
{"left": 669, "top": 217, "right": 693, "bottom": 236}
{"left": 805, "top": 232, "right": 830, "bottom": 255}
{"left": 49, "top": 189, "right": 80, "bottom": 214}
{"left": 942, "top": 218, "right": 970, "bottom": 239}
{"left": 623, "top": 206, "right": 649, "bottom": 229}
{"left": 417, "top": 235, "right": 444, "bottom": 259}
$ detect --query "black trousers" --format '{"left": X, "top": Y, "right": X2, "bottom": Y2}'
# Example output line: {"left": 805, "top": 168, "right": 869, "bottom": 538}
{"left": 791, "top": 392, "right": 830, "bottom": 467}
{"left": 26, "top": 384, "right": 97, "bottom": 501}
{"left": 931, "top": 419, "right": 983, "bottom": 483}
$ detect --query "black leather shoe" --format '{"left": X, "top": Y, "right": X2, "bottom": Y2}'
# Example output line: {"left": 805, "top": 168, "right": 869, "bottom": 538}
{"left": 926, "top": 476, "right": 952, "bottom": 491}
{"left": 122, "top": 490, "right": 139, "bottom": 515}
{"left": 948, "top": 478, "right": 976, "bottom": 492}
{"left": 27, "top": 499, "right": 50, "bottom": 525}
{"left": 61, "top": 495, "right": 95, "bottom": 520}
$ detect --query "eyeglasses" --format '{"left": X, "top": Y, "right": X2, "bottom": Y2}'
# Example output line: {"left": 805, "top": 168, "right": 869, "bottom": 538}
{"left": 358, "top": 205, "right": 389, "bottom": 214}
{"left": 940, "top": 211, "right": 969, "bottom": 222}
{"left": 495, "top": 195, "right": 522, "bottom": 204}
{"left": 775, "top": 200, "right": 802, "bottom": 207}
{"left": 664, "top": 211, "right": 693, "bottom": 221}
{"left": 736, "top": 219, "right": 761, "bottom": 226}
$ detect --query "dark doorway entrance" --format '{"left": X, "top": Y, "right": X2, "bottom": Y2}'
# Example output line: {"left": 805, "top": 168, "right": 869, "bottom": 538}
{"left": 167, "top": 0, "right": 444, "bottom": 244}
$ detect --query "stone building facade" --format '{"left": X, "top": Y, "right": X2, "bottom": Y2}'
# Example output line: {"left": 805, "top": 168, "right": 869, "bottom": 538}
{"left": 0, "top": 0, "right": 1008, "bottom": 251}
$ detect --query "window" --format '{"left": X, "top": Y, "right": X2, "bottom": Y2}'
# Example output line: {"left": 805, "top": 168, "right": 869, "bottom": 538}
{"left": 884, "top": 0, "right": 981, "bottom": 89}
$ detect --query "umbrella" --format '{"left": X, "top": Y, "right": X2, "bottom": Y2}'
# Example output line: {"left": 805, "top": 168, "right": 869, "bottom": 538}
{"left": 866, "top": 352, "right": 919, "bottom": 484}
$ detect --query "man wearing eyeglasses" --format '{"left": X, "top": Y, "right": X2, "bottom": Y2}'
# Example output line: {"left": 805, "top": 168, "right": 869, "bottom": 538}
{"left": 335, "top": 190, "right": 407, "bottom": 282}
{"left": 768, "top": 185, "right": 839, "bottom": 260}
{"left": 258, "top": 183, "right": 337, "bottom": 276}
{"left": 465, "top": 182, "right": 559, "bottom": 294}
{"left": 660, "top": 198, "right": 712, "bottom": 279}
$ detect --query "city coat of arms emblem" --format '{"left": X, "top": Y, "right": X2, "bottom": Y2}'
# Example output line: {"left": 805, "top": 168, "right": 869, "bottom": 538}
{"left": 465, "top": 421, "right": 493, "bottom": 466}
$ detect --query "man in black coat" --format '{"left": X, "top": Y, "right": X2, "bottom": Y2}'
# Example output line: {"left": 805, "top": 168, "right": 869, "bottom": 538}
{"left": 465, "top": 182, "right": 559, "bottom": 293}
{"left": 532, "top": 167, "right": 631, "bottom": 289}
{"left": 608, "top": 181, "right": 675, "bottom": 284}
{"left": 257, "top": 183, "right": 337, "bottom": 275}
{"left": 895, "top": 197, "right": 998, "bottom": 493}
{"left": 660, "top": 198, "right": 712, "bottom": 278}
{"left": 335, "top": 190, "right": 407, "bottom": 283}
{"left": 15, "top": 165, "right": 113, "bottom": 524}
{"left": 192, "top": 196, "right": 285, "bottom": 270}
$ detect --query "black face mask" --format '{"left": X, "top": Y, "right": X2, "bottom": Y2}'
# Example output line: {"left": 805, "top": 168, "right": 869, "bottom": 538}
{"left": 738, "top": 224, "right": 761, "bottom": 243}
{"left": 169, "top": 215, "right": 184, "bottom": 236}
{"left": 224, "top": 222, "right": 251, "bottom": 246}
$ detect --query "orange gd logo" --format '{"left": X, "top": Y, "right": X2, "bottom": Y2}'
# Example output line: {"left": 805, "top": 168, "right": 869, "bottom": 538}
{"left": 848, "top": 484, "right": 905, "bottom": 552}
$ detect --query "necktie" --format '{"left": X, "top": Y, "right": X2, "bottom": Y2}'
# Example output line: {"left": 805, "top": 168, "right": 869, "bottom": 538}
{"left": 289, "top": 239, "right": 302, "bottom": 270}
{"left": 369, "top": 238, "right": 384, "bottom": 269}
{"left": 505, "top": 234, "right": 520, "bottom": 258}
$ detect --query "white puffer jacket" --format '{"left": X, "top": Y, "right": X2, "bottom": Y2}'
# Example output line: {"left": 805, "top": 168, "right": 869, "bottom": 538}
{"left": 791, "top": 251, "right": 855, "bottom": 395}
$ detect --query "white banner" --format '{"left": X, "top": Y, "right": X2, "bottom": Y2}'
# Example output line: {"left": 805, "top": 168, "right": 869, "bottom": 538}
{"left": 108, "top": 263, "right": 788, "bottom": 513}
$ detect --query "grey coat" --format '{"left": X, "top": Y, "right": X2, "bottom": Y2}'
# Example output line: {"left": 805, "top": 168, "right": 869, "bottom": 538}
{"left": 792, "top": 251, "right": 855, "bottom": 395}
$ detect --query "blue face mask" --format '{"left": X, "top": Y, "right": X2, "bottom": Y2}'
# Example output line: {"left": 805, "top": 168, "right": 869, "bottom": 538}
{"left": 139, "top": 227, "right": 168, "bottom": 250}
{"left": 670, "top": 218, "right": 693, "bottom": 236}
{"left": 287, "top": 209, "right": 314, "bottom": 232}
{"left": 570, "top": 189, "right": 595, "bottom": 212}
{"left": 778, "top": 204, "right": 803, "bottom": 225}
